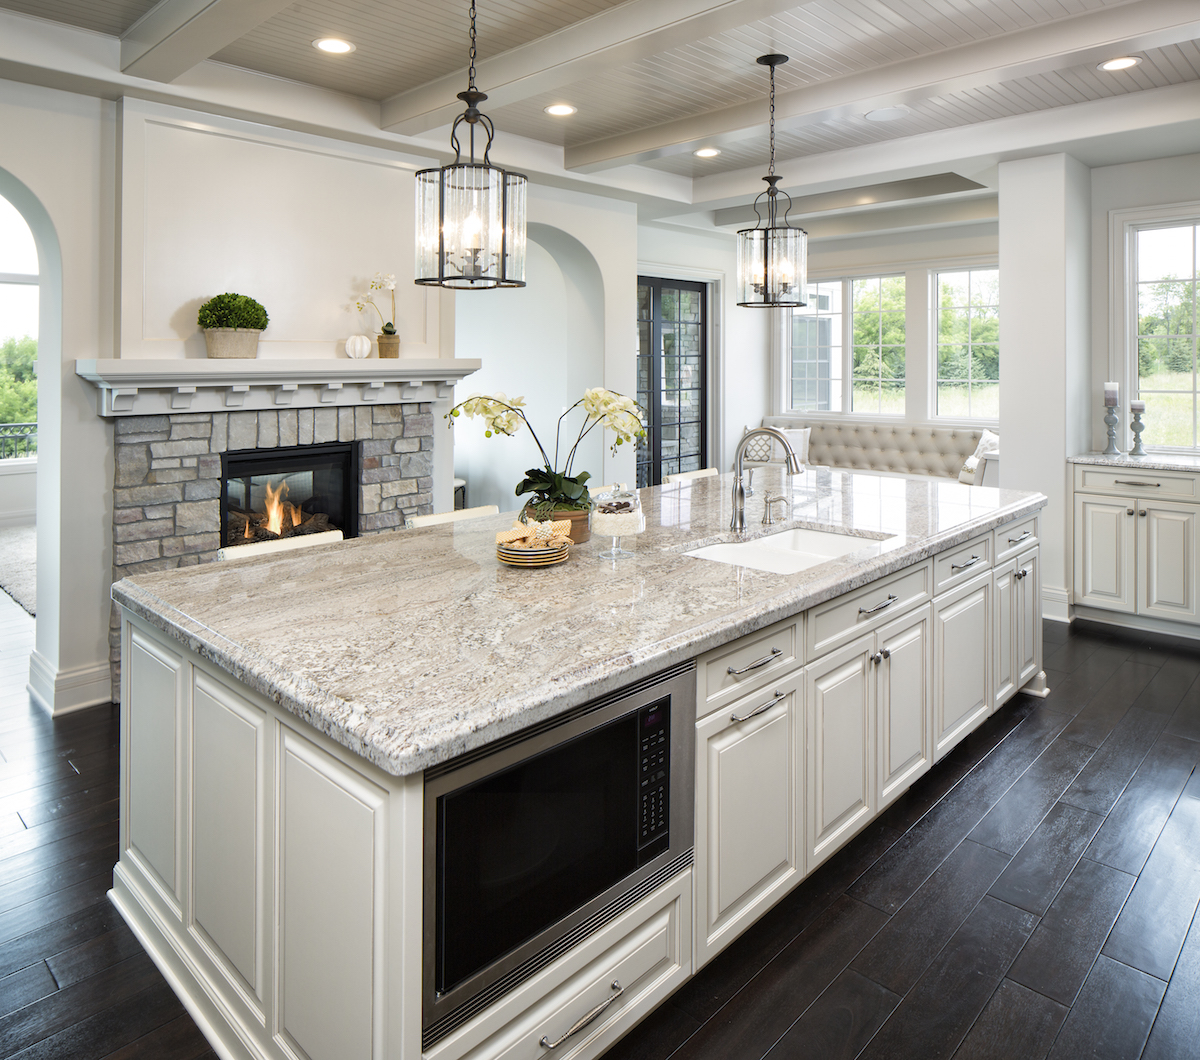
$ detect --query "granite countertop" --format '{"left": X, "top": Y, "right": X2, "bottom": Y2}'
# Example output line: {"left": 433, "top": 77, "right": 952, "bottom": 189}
{"left": 1070, "top": 452, "right": 1200, "bottom": 473}
{"left": 112, "top": 468, "right": 1046, "bottom": 777}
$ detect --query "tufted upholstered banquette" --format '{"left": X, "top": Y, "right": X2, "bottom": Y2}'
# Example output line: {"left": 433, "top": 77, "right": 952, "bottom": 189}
{"left": 757, "top": 421, "right": 985, "bottom": 479}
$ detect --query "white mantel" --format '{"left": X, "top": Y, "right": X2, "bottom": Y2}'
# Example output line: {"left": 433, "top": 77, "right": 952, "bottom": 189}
{"left": 75, "top": 358, "right": 482, "bottom": 417}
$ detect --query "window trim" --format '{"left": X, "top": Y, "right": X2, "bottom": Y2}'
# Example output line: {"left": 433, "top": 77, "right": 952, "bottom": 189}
{"left": 775, "top": 255, "right": 999, "bottom": 428}
{"left": 1111, "top": 200, "right": 1200, "bottom": 453}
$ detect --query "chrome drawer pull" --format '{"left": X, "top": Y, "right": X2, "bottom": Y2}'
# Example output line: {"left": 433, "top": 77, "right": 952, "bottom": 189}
{"left": 951, "top": 555, "right": 981, "bottom": 571}
{"left": 732, "top": 691, "right": 785, "bottom": 722}
{"left": 727, "top": 647, "right": 782, "bottom": 675}
{"left": 1007, "top": 530, "right": 1032, "bottom": 544}
{"left": 540, "top": 981, "right": 624, "bottom": 1049}
{"left": 858, "top": 593, "right": 898, "bottom": 616}
{"left": 1114, "top": 479, "right": 1160, "bottom": 487}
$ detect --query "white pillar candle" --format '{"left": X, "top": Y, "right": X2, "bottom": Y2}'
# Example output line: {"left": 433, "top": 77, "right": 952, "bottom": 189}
{"left": 1104, "top": 381, "right": 1119, "bottom": 407}
{"left": 1130, "top": 400, "right": 1146, "bottom": 412}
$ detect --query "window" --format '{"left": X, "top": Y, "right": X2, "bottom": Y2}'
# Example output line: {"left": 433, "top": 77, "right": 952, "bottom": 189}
{"left": 1132, "top": 221, "right": 1199, "bottom": 448}
{"left": 935, "top": 267, "right": 999, "bottom": 419}
{"left": 788, "top": 273, "right": 904, "bottom": 415}
{"left": 636, "top": 278, "right": 707, "bottom": 486}
{"left": 0, "top": 194, "right": 38, "bottom": 458}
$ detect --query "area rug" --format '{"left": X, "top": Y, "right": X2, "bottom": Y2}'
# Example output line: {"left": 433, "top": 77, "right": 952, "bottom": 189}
{"left": 0, "top": 524, "right": 36, "bottom": 616}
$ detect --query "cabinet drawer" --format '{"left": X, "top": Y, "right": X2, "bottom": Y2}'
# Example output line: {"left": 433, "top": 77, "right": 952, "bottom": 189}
{"left": 437, "top": 873, "right": 691, "bottom": 1060}
{"left": 807, "top": 561, "right": 930, "bottom": 659}
{"left": 994, "top": 515, "right": 1038, "bottom": 565}
{"left": 1074, "top": 465, "right": 1199, "bottom": 502}
{"left": 933, "top": 533, "right": 992, "bottom": 595}
{"left": 697, "top": 614, "right": 802, "bottom": 719}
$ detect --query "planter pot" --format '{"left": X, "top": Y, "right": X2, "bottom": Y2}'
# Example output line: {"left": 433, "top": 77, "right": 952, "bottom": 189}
{"left": 522, "top": 503, "right": 592, "bottom": 543}
{"left": 377, "top": 333, "right": 401, "bottom": 358}
{"left": 203, "top": 328, "right": 261, "bottom": 359}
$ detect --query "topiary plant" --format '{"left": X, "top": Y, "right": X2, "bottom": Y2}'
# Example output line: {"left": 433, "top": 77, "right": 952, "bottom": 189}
{"left": 197, "top": 293, "right": 269, "bottom": 331}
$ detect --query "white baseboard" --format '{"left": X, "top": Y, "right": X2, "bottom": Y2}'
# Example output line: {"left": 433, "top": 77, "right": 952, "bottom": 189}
{"left": 27, "top": 650, "right": 113, "bottom": 716}
{"left": 0, "top": 509, "right": 35, "bottom": 527}
{"left": 1072, "top": 604, "right": 1200, "bottom": 643}
{"left": 1041, "top": 585, "right": 1071, "bottom": 624}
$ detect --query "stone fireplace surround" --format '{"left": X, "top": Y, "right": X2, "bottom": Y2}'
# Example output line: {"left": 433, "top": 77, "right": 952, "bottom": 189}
{"left": 77, "top": 357, "right": 482, "bottom": 698}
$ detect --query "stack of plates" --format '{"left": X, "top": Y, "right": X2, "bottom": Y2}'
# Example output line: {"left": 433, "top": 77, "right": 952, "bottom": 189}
{"left": 496, "top": 542, "right": 570, "bottom": 568}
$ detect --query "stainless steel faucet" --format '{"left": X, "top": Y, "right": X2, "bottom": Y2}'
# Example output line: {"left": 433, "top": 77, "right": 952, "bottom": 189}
{"left": 731, "top": 427, "right": 803, "bottom": 531}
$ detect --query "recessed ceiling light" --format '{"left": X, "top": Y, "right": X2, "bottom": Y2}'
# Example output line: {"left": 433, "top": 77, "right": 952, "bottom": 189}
{"left": 1098, "top": 56, "right": 1141, "bottom": 71}
{"left": 864, "top": 105, "right": 911, "bottom": 122}
{"left": 693, "top": 147, "right": 721, "bottom": 158}
{"left": 544, "top": 104, "right": 577, "bottom": 116}
{"left": 313, "top": 38, "right": 355, "bottom": 54}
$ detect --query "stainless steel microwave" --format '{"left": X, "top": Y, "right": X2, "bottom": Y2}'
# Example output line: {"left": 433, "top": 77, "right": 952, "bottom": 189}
{"left": 421, "top": 660, "right": 696, "bottom": 1048}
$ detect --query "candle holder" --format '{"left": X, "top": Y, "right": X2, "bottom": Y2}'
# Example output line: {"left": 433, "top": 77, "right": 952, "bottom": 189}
{"left": 1130, "top": 408, "right": 1147, "bottom": 457}
{"left": 1102, "top": 404, "right": 1121, "bottom": 456}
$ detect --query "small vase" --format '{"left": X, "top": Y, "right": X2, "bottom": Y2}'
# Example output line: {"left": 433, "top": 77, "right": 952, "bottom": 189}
{"left": 523, "top": 503, "right": 592, "bottom": 543}
{"left": 204, "top": 328, "right": 261, "bottom": 359}
{"left": 377, "top": 332, "right": 401, "bottom": 358}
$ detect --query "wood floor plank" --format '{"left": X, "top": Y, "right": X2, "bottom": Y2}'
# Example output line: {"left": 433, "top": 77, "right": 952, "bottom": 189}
{"left": 46, "top": 923, "right": 146, "bottom": 990}
{"left": 599, "top": 1000, "right": 701, "bottom": 1060}
{"left": 1142, "top": 907, "right": 1200, "bottom": 1060}
{"left": 1043, "top": 631, "right": 1128, "bottom": 677}
{"left": 1085, "top": 733, "right": 1199, "bottom": 875}
{"left": 0, "top": 847, "right": 116, "bottom": 918}
{"left": 967, "top": 739, "right": 1096, "bottom": 855}
{"left": 0, "top": 902, "right": 125, "bottom": 980}
{"left": 854, "top": 897, "right": 1038, "bottom": 1060}
{"left": 1006, "top": 857, "right": 1136, "bottom": 1006}
{"left": 672, "top": 896, "right": 889, "bottom": 1059}
{"left": 1131, "top": 654, "right": 1200, "bottom": 716}
{"left": 1102, "top": 794, "right": 1200, "bottom": 980}
{"left": 0, "top": 817, "right": 117, "bottom": 889}
{"left": 0, "top": 961, "right": 58, "bottom": 1022}
{"left": 17, "top": 778, "right": 119, "bottom": 829}
{"left": 1058, "top": 661, "right": 1160, "bottom": 748}
{"left": 1059, "top": 707, "right": 1169, "bottom": 816}
{"left": 0, "top": 768, "right": 121, "bottom": 824}
{"left": 762, "top": 969, "right": 899, "bottom": 1060}
{"left": 0, "top": 796, "right": 119, "bottom": 864}
{"left": 1165, "top": 673, "right": 1200, "bottom": 743}
{"left": 850, "top": 840, "right": 1010, "bottom": 995}
{"left": 1045, "top": 955, "right": 1165, "bottom": 1060}
{"left": 0, "top": 872, "right": 114, "bottom": 949}
{"left": 93, "top": 1012, "right": 215, "bottom": 1060}
{"left": 948, "top": 978, "right": 1068, "bottom": 1060}
{"left": 986, "top": 802, "right": 1104, "bottom": 916}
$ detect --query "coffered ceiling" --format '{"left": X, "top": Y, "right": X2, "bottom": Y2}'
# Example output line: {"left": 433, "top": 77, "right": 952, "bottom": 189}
{"left": 3, "top": 0, "right": 1199, "bottom": 224}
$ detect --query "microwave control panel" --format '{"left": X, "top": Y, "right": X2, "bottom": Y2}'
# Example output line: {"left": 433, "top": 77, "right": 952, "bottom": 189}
{"left": 638, "top": 699, "right": 670, "bottom": 851}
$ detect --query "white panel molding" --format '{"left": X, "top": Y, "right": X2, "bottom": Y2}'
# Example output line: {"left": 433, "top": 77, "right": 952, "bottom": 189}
{"left": 27, "top": 649, "right": 113, "bottom": 716}
{"left": 1042, "top": 585, "right": 1071, "bottom": 623}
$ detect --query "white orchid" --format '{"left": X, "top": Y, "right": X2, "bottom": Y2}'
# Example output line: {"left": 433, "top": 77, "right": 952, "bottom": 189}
{"left": 355, "top": 271, "right": 398, "bottom": 333}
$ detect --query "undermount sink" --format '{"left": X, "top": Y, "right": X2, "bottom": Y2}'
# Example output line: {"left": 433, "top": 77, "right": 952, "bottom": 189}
{"left": 685, "top": 526, "right": 886, "bottom": 575}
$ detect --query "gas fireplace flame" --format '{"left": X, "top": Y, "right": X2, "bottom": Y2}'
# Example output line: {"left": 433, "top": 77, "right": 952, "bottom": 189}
{"left": 264, "top": 480, "right": 289, "bottom": 536}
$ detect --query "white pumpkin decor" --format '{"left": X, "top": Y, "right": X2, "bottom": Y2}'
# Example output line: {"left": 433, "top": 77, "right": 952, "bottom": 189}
{"left": 345, "top": 334, "right": 372, "bottom": 359}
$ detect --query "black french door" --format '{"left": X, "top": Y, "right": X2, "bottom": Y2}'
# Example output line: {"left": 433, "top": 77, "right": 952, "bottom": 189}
{"left": 636, "top": 278, "right": 707, "bottom": 488}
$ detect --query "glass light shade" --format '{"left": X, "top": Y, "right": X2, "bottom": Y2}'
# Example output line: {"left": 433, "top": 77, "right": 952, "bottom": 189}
{"left": 415, "top": 163, "right": 528, "bottom": 289}
{"left": 737, "top": 226, "right": 808, "bottom": 307}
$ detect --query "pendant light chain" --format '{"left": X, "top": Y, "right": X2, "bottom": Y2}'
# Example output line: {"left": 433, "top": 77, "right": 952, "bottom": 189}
{"left": 467, "top": 0, "right": 477, "bottom": 91}
{"left": 767, "top": 62, "right": 776, "bottom": 179}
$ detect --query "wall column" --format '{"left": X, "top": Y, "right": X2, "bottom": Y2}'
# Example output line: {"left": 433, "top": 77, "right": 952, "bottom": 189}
{"left": 999, "top": 153, "right": 1091, "bottom": 622}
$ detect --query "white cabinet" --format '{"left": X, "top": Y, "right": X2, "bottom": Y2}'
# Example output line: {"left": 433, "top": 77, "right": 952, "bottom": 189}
{"left": 933, "top": 570, "right": 992, "bottom": 760}
{"left": 876, "top": 604, "right": 933, "bottom": 808}
{"left": 1073, "top": 465, "right": 1200, "bottom": 626}
{"left": 694, "top": 671, "right": 804, "bottom": 969}
{"left": 1015, "top": 547, "right": 1042, "bottom": 689}
{"left": 993, "top": 558, "right": 1018, "bottom": 707}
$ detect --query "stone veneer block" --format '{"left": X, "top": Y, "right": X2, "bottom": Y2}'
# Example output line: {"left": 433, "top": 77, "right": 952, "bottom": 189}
{"left": 228, "top": 411, "right": 257, "bottom": 451}
{"left": 313, "top": 407, "right": 338, "bottom": 443}
{"left": 338, "top": 406, "right": 355, "bottom": 442}
{"left": 279, "top": 410, "right": 298, "bottom": 448}
{"left": 298, "top": 408, "right": 314, "bottom": 445}
{"left": 210, "top": 412, "right": 228, "bottom": 453}
{"left": 257, "top": 410, "right": 279, "bottom": 449}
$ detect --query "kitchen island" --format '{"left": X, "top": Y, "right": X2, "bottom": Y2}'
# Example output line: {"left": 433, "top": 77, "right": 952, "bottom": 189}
{"left": 110, "top": 468, "right": 1047, "bottom": 1060}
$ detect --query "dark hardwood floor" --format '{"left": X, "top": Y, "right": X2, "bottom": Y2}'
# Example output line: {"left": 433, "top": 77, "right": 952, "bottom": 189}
{"left": 2, "top": 584, "right": 1199, "bottom": 1059}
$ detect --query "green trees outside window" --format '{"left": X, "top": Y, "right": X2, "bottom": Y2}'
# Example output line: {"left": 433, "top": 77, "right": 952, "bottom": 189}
{"left": 852, "top": 276, "right": 906, "bottom": 414}
{"left": 0, "top": 335, "right": 36, "bottom": 427}
{"left": 1135, "top": 223, "right": 1199, "bottom": 448}
{"left": 935, "top": 268, "right": 999, "bottom": 419}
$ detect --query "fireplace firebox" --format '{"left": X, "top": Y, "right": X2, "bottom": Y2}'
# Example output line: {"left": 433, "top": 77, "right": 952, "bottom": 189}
{"left": 220, "top": 443, "right": 359, "bottom": 548}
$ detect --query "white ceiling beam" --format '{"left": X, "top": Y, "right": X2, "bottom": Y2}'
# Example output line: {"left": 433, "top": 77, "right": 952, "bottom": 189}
{"left": 121, "top": 0, "right": 295, "bottom": 83}
{"left": 565, "top": 0, "right": 1200, "bottom": 172}
{"left": 379, "top": 0, "right": 804, "bottom": 136}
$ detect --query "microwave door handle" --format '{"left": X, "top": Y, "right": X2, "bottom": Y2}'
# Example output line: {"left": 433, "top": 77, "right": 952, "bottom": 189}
{"left": 540, "top": 981, "right": 624, "bottom": 1049}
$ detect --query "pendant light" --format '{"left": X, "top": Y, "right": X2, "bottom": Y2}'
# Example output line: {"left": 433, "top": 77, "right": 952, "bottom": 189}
{"left": 415, "top": 1, "right": 527, "bottom": 289}
{"left": 737, "top": 54, "right": 807, "bottom": 308}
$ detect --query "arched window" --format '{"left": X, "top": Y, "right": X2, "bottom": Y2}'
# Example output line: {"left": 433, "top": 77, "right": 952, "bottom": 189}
{"left": 0, "top": 194, "right": 38, "bottom": 457}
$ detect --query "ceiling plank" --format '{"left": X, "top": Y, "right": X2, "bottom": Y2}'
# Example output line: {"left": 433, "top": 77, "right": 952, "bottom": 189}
{"left": 380, "top": 0, "right": 805, "bottom": 136}
{"left": 564, "top": 0, "right": 1200, "bottom": 171}
{"left": 122, "top": 0, "right": 296, "bottom": 83}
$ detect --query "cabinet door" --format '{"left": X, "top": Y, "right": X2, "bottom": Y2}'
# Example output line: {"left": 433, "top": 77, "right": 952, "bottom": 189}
{"left": 933, "top": 571, "right": 992, "bottom": 760}
{"left": 806, "top": 635, "right": 874, "bottom": 869}
{"left": 1015, "top": 547, "right": 1042, "bottom": 688}
{"left": 694, "top": 672, "right": 803, "bottom": 969}
{"left": 1138, "top": 501, "right": 1200, "bottom": 623}
{"left": 993, "top": 558, "right": 1017, "bottom": 709}
{"left": 876, "top": 604, "right": 932, "bottom": 808}
{"left": 1074, "top": 494, "right": 1137, "bottom": 613}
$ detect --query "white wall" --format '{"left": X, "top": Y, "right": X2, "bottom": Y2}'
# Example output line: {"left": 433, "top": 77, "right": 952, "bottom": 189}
{"left": 453, "top": 186, "right": 638, "bottom": 507}
{"left": 999, "top": 153, "right": 1092, "bottom": 622}
{"left": 637, "top": 223, "right": 766, "bottom": 473}
{"left": 0, "top": 458, "right": 36, "bottom": 525}
{"left": 1089, "top": 151, "right": 1200, "bottom": 452}
{"left": 0, "top": 76, "right": 115, "bottom": 713}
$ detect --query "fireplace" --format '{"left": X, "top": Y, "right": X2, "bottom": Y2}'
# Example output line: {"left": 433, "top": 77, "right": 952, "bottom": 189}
{"left": 221, "top": 442, "right": 359, "bottom": 548}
